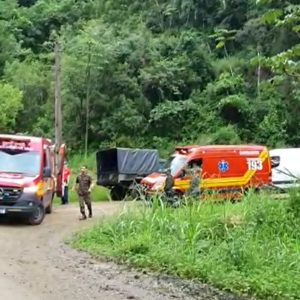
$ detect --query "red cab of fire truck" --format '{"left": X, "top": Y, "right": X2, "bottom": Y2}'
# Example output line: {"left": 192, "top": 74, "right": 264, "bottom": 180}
{"left": 0, "top": 134, "right": 65, "bottom": 225}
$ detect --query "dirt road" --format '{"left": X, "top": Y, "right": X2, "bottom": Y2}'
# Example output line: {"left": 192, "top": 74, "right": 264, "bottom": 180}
{"left": 0, "top": 202, "right": 245, "bottom": 300}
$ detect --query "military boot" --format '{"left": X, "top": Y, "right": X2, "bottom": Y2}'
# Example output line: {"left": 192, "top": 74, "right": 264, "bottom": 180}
{"left": 88, "top": 205, "right": 93, "bottom": 218}
{"left": 79, "top": 213, "right": 87, "bottom": 220}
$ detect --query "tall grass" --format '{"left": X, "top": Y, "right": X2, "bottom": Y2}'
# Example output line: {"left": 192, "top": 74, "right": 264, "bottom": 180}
{"left": 71, "top": 191, "right": 300, "bottom": 299}
{"left": 67, "top": 152, "right": 97, "bottom": 173}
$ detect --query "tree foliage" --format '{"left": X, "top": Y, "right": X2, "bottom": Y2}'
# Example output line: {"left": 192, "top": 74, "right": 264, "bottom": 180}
{"left": 0, "top": 83, "right": 23, "bottom": 131}
{"left": 0, "top": 0, "right": 299, "bottom": 153}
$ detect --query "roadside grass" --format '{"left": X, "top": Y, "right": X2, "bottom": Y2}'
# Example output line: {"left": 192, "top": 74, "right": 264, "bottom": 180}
{"left": 53, "top": 186, "right": 110, "bottom": 204}
{"left": 54, "top": 152, "right": 111, "bottom": 204}
{"left": 70, "top": 190, "right": 300, "bottom": 300}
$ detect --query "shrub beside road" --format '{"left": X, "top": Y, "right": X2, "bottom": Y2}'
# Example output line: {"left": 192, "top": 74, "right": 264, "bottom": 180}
{"left": 71, "top": 190, "right": 300, "bottom": 300}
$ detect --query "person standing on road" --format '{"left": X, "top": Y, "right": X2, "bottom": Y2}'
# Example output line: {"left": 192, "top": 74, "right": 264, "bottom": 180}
{"left": 61, "top": 162, "right": 71, "bottom": 205}
{"left": 164, "top": 168, "right": 174, "bottom": 197}
{"left": 72, "top": 165, "right": 94, "bottom": 220}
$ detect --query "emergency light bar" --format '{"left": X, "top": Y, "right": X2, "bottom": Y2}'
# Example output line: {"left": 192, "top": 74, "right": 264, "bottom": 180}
{"left": 175, "top": 145, "right": 198, "bottom": 154}
{"left": 175, "top": 148, "right": 188, "bottom": 154}
{"left": 0, "top": 137, "right": 32, "bottom": 150}
{"left": 0, "top": 137, "right": 31, "bottom": 144}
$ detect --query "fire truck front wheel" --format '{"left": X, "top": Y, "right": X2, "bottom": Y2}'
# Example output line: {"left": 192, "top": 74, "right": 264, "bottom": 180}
{"left": 45, "top": 202, "right": 52, "bottom": 214}
{"left": 45, "top": 194, "right": 54, "bottom": 214}
{"left": 28, "top": 203, "right": 46, "bottom": 225}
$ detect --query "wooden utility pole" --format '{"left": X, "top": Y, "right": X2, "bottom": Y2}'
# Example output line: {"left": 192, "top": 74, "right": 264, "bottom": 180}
{"left": 54, "top": 41, "right": 62, "bottom": 175}
{"left": 84, "top": 41, "right": 92, "bottom": 162}
{"left": 257, "top": 44, "right": 261, "bottom": 97}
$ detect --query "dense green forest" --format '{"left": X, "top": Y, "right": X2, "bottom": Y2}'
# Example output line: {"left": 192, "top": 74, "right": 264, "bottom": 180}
{"left": 1, "top": 0, "right": 299, "bottom": 155}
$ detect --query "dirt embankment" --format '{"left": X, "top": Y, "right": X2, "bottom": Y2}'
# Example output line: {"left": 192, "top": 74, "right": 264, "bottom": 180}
{"left": 0, "top": 202, "right": 247, "bottom": 300}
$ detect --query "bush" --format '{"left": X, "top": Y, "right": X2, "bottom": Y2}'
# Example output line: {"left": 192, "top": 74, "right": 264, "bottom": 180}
{"left": 71, "top": 191, "right": 300, "bottom": 299}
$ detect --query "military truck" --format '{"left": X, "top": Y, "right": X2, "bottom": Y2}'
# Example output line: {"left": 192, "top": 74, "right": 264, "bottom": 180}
{"left": 96, "top": 147, "right": 160, "bottom": 200}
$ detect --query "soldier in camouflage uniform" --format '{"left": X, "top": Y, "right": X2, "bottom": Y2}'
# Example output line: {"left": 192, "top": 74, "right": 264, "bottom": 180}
{"left": 187, "top": 167, "right": 201, "bottom": 198}
{"left": 73, "top": 165, "right": 94, "bottom": 220}
{"left": 164, "top": 168, "right": 174, "bottom": 197}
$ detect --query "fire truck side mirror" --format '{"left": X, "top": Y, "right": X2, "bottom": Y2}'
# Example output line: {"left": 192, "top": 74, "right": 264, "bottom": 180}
{"left": 43, "top": 167, "right": 52, "bottom": 178}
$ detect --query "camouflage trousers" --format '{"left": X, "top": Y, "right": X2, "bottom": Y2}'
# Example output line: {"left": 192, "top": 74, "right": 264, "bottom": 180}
{"left": 78, "top": 193, "right": 92, "bottom": 216}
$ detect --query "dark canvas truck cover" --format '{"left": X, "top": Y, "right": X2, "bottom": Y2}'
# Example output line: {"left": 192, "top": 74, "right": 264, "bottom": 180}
{"left": 96, "top": 148, "right": 160, "bottom": 186}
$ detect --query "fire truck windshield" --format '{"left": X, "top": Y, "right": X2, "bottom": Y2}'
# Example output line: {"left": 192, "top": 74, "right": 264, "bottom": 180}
{"left": 0, "top": 149, "right": 41, "bottom": 177}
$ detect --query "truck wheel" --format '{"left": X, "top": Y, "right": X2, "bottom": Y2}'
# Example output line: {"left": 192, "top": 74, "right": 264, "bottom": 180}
{"left": 111, "top": 185, "right": 127, "bottom": 201}
{"left": 28, "top": 203, "right": 46, "bottom": 225}
{"left": 128, "top": 181, "right": 144, "bottom": 200}
{"left": 128, "top": 185, "right": 143, "bottom": 200}
{"left": 129, "top": 188, "right": 140, "bottom": 200}
{"left": 45, "top": 201, "right": 53, "bottom": 214}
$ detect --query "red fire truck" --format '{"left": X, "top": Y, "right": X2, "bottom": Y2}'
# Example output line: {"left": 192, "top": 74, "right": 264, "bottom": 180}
{"left": 0, "top": 134, "right": 65, "bottom": 225}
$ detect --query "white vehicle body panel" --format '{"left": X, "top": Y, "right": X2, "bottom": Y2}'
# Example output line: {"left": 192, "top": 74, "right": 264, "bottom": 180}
{"left": 270, "top": 148, "right": 300, "bottom": 190}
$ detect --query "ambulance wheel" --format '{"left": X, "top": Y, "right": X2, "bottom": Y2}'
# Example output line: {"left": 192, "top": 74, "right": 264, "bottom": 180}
{"left": 244, "top": 187, "right": 260, "bottom": 196}
{"left": 254, "top": 188, "right": 260, "bottom": 194}
{"left": 28, "top": 203, "right": 46, "bottom": 225}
